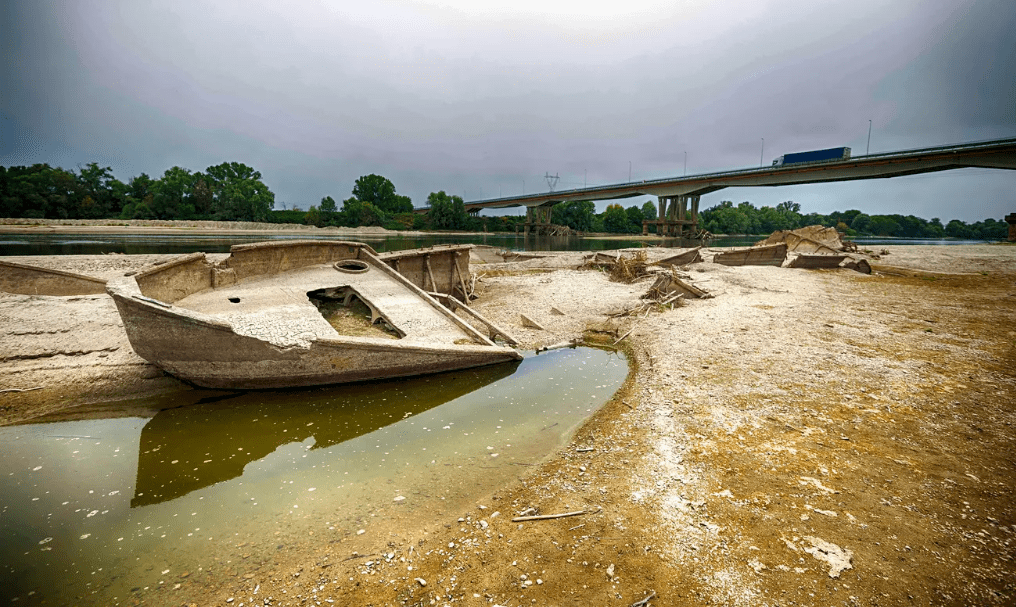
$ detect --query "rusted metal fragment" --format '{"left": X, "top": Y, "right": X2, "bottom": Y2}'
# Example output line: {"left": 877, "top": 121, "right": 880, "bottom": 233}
{"left": 0, "top": 260, "right": 107, "bottom": 296}
{"left": 787, "top": 253, "right": 850, "bottom": 269}
{"left": 654, "top": 247, "right": 703, "bottom": 267}
{"left": 713, "top": 243, "right": 787, "bottom": 267}
{"left": 841, "top": 258, "right": 872, "bottom": 274}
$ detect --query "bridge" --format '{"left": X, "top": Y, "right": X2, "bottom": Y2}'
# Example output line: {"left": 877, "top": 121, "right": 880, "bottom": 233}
{"left": 442, "top": 137, "right": 1016, "bottom": 237}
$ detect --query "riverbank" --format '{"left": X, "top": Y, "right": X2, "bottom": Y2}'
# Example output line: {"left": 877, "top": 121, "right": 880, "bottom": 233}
{"left": 2, "top": 244, "right": 1015, "bottom": 605}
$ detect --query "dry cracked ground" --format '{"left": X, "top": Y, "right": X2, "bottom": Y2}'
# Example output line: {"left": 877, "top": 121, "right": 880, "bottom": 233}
{"left": 1, "top": 244, "right": 1014, "bottom": 606}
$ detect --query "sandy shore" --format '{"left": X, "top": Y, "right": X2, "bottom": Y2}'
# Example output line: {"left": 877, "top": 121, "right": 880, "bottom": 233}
{"left": 2, "top": 243, "right": 1015, "bottom": 605}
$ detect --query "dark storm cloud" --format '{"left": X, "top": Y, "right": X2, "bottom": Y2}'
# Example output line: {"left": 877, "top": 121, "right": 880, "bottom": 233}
{"left": 1, "top": 0, "right": 1013, "bottom": 220}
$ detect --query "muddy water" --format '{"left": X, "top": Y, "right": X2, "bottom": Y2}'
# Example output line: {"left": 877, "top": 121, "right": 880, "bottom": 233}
{"left": 0, "top": 347, "right": 626, "bottom": 605}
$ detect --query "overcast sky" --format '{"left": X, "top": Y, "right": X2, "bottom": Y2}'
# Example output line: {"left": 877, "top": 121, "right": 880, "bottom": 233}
{"left": 2, "top": 0, "right": 1014, "bottom": 221}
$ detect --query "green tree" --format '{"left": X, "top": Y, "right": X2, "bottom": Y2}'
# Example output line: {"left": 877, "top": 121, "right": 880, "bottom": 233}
{"left": 352, "top": 174, "right": 413, "bottom": 214}
{"left": 945, "top": 219, "right": 970, "bottom": 238}
{"left": 304, "top": 205, "right": 322, "bottom": 227}
{"left": 626, "top": 205, "right": 645, "bottom": 233}
{"left": 149, "top": 166, "right": 196, "bottom": 219}
{"left": 850, "top": 213, "right": 871, "bottom": 234}
{"left": 319, "top": 195, "right": 337, "bottom": 225}
{"left": 427, "top": 191, "right": 467, "bottom": 229}
{"left": 641, "top": 201, "right": 657, "bottom": 221}
{"left": 551, "top": 200, "right": 595, "bottom": 232}
{"left": 76, "top": 163, "right": 126, "bottom": 218}
{"left": 205, "top": 162, "right": 274, "bottom": 222}
{"left": 602, "top": 204, "right": 629, "bottom": 233}
{"left": 340, "top": 197, "right": 386, "bottom": 227}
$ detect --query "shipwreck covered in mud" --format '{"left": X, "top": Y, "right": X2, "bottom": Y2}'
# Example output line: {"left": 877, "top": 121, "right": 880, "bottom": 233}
{"left": 106, "top": 241, "right": 521, "bottom": 389}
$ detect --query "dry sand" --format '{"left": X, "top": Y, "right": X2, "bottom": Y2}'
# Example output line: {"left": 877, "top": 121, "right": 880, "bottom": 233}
{"left": 2, "top": 243, "right": 1015, "bottom": 606}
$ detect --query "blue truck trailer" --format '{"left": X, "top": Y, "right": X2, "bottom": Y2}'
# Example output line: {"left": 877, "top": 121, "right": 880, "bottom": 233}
{"left": 772, "top": 147, "right": 851, "bottom": 167}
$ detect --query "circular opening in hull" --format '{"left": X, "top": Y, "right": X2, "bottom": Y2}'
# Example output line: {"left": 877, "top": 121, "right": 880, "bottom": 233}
{"left": 334, "top": 260, "right": 370, "bottom": 273}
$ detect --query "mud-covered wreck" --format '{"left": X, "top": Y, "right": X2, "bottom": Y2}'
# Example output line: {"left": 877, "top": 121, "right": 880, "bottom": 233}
{"left": 106, "top": 241, "right": 521, "bottom": 389}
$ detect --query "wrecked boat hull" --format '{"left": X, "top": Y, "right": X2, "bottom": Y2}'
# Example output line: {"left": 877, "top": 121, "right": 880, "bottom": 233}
{"left": 108, "top": 240, "right": 521, "bottom": 390}
{"left": 0, "top": 260, "right": 107, "bottom": 296}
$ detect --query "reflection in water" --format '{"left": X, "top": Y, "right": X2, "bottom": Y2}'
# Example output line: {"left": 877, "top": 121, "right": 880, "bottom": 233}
{"left": 131, "top": 362, "right": 519, "bottom": 507}
{"left": 0, "top": 347, "right": 625, "bottom": 606}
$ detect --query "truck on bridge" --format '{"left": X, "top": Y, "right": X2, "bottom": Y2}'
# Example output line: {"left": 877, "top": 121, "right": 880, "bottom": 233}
{"left": 772, "top": 146, "right": 851, "bottom": 167}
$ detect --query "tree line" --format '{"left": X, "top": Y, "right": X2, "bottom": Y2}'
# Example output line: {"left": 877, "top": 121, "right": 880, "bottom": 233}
{"left": 696, "top": 200, "right": 1008, "bottom": 240}
{"left": 0, "top": 162, "right": 275, "bottom": 222}
{"left": 1, "top": 162, "right": 1006, "bottom": 239}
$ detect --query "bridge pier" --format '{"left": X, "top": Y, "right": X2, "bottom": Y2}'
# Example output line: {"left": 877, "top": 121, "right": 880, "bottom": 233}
{"left": 1006, "top": 213, "right": 1016, "bottom": 242}
{"left": 644, "top": 195, "right": 700, "bottom": 238}
{"left": 523, "top": 206, "right": 553, "bottom": 236}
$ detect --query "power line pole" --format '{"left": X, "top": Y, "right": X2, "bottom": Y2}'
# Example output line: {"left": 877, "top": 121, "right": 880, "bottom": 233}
{"left": 628, "top": 161, "right": 632, "bottom": 182}
{"left": 867, "top": 120, "right": 872, "bottom": 155}
{"left": 760, "top": 138, "right": 764, "bottom": 167}
{"left": 544, "top": 172, "right": 559, "bottom": 192}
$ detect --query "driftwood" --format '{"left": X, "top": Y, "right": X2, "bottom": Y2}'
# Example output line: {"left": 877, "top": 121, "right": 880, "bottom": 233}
{"left": 511, "top": 508, "right": 597, "bottom": 523}
{"left": 582, "top": 251, "right": 651, "bottom": 283}
{"left": 643, "top": 271, "right": 709, "bottom": 300}
{"left": 613, "top": 323, "right": 640, "bottom": 345}
{"left": 536, "top": 339, "right": 581, "bottom": 353}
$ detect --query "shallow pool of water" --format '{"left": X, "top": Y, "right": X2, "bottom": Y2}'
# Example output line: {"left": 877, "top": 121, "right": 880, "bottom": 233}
{"left": 0, "top": 347, "right": 626, "bottom": 605}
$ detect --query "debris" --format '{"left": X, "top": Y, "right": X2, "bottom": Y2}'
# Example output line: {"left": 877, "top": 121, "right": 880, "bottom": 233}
{"left": 606, "top": 563, "right": 616, "bottom": 580}
{"left": 841, "top": 258, "right": 872, "bottom": 274}
{"left": 520, "top": 314, "right": 546, "bottom": 331}
{"left": 550, "top": 306, "right": 566, "bottom": 316}
{"left": 511, "top": 508, "right": 599, "bottom": 522}
{"left": 713, "top": 243, "right": 787, "bottom": 267}
{"left": 582, "top": 251, "right": 651, "bottom": 283}
{"left": 799, "top": 476, "right": 839, "bottom": 494}
{"left": 643, "top": 270, "right": 710, "bottom": 300}
{"left": 786, "top": 253, "right": 849, "bottom": 269}
{"left": 536, "top": 339, "right": 581, "bottom": 353}
{"left": 613, "top": 320, "right": 644, "bottom": 345}
{"left": 802, "top": 536, "right": 853, "bottom": 578}
{"left": 748, "top": 559, "right": 767, "bottom": 573}
{"left": 653, "top": 247, "right": 703, "bottom": 267}
{"left": 756, "top": 225, "right": 849, "bottom": 253}
{"left": 414, "top": 577, "right": 427, "bottom": 587}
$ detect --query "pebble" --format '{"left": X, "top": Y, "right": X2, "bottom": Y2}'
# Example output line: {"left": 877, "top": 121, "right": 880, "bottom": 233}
{"left": 415, "top": 577, "right": 427, "bottom": 587}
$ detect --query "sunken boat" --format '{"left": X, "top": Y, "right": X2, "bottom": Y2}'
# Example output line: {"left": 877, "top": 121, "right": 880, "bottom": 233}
{"left": 106, "top": 240, "right": 522, "bottom": 389}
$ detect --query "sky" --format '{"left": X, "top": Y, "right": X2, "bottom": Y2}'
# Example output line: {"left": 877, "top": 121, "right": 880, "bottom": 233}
{"left": 2, "top": 0, "right": 1014, "bottom": 222}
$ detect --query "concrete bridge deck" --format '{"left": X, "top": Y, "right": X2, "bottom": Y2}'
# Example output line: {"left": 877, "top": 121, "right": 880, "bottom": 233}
{"left": 424, "top": 137, "right": 1016, "bottom": 236}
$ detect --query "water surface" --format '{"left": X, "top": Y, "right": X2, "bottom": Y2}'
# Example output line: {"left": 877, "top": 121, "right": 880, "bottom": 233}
{"left": 0, "top": 347, "right": 626, "bottom": 606}
{"left": 0, "top": 231, "right": 992, "bottom": 257}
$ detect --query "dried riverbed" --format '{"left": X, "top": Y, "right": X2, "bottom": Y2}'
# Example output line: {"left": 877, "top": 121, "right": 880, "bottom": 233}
{"left": 2, "top": 243, "right": 1015, "bottom": 606}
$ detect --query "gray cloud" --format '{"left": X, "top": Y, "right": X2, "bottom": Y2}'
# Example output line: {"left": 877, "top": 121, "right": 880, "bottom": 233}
{"left": 2, "top": 0, "right": 1013, "bottom": 221}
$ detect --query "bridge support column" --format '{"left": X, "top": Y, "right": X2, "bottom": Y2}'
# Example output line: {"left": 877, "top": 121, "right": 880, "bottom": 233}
{"left": 690, "top": 195, "right": 700, "bottom": 236}
{"left": 1007, "top": 213, "right": 1016, "bottom": 242}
